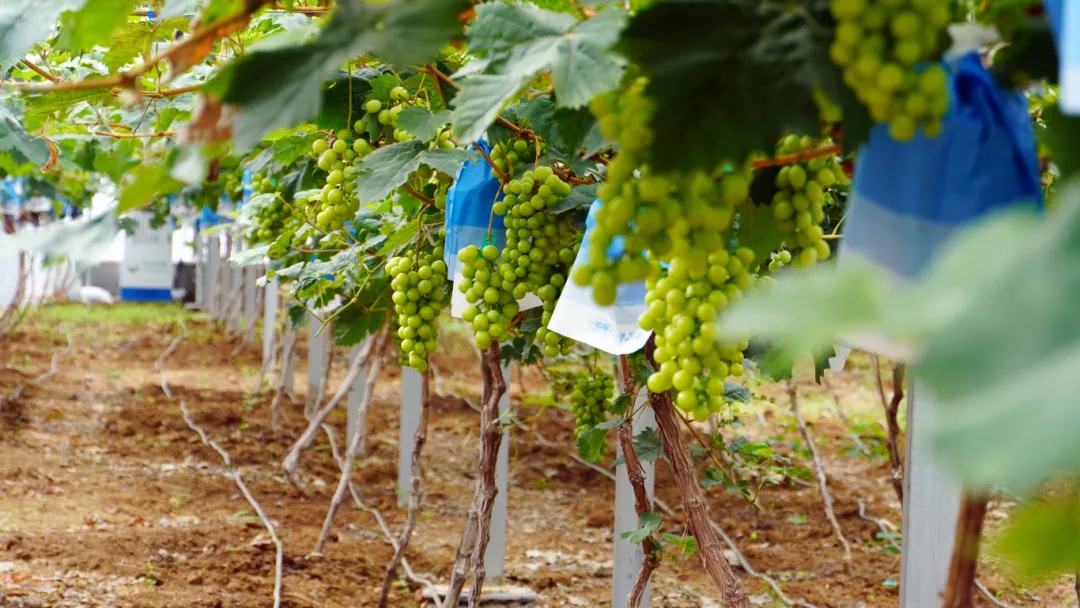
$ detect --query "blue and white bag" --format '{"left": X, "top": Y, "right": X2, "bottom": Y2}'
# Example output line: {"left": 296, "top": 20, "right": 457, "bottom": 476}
{"left": 548, "top": 200, "right": 652, "bottom": 355}
{"left": 444, "top": 140, "right": 540, "bottom": 317}
{"left": 839, "top": 51, "right": 1042, "bottom": 357}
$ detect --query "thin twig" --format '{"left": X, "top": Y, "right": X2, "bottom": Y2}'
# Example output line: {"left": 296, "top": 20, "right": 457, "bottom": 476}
{"left": 821, "top": 375, "right": 871, "bottom": 457}
{"left": 872, "top": 356, "right": 906, "bottom": 505}
{"left": 377, "top": 369, "right": 432, "bottom": 608}
{"left": 31, "top": 327, "right": 72, "bottom": 386}
{"left": 786, "top": 380, "right": 853, "bottom": 566}
{"left": 312, "top": 334, "right": 388, "bottom": 554}
{"left": 282, "top": 326, "right": 384, "bottom": 473}
{"left": 181, "top": 402, "right": 284, "bottom": 608}
{"left": 157, "top": 326, "right": 282, "bottom": 608}
{"left": 322, "top": 423, "right": 440, "bottom": 593}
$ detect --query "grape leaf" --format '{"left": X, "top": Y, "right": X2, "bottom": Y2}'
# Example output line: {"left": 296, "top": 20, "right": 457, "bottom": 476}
{"left": 722, "top": 380, "right": 750, "bottom": 403}
{"left": 732, "top": 202, "right": 786, "bottom": 265}
{"left": 397, "top": 107, "right": 451, "bottom": 143}
{"left": 56, "top": 0, "right": 136, "bottom": 53}
{"left": 350, "top": 140, "right": 478, "bottom": 203}
{"left": 0, "top": 0, "right": 86, "bottom": 67}
{"left": 270, "top": 131, "right": 321, "bottom": 167}
{"left": 118, "top": 164, "right": 184, "bottom": 213}
{"left": 994, "top": 500, "right": 1080, "bottom": 578}
{"left": 633, "top": 427, "right": 665, "bottom": 463}
{"left": 0, "top": 209, "right": 120, "bottom": 262}
{"left": 621, "top": 512, "right": 662, "bottom": 543}
{"left": 210, "top": 0, "right": 468, "bottom": 149}
{"left": 1042, "top": 104, "right": 1080, "bottom": 182}
{"left": 317, "top": 68, "right": 383, "bottom": 132}
{"left": 549, "top": 183, "right": 598, "bottom": 214}
{"left": 229, "top": 245, "right": 270, "bottom": 267}
{"left": 577, "top": 425, "right": 610, "bottom": 462}
{"left": 103, "top": 21, "right": 151, "bottom": 71}
{"left": 618, "top": 0, "right": 823, "bottom": 172}
{"left": 0, "top": 105, "right": 50, "bottom": 166}
{"left": 451, "top": 4, "right": 627, "bottom": 142}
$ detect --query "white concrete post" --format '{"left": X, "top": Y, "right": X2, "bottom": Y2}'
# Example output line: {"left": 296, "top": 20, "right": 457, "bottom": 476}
{"left": 347, "top": 338, "right": 373, "bottom": 454}
{"left": 193, "top": 235, "right": 203, "bottom": 309}
{"left": 306, "top": 320, "right": 329, "bottom": 414}
{"left": 613, "top": 388, "right": 655, "bottom": 608}
{"left": 484, "top": 362, "right": 511, "bottom": 579}
{"left": 899, "top": 380, "right": 963, "bottom": 608}
{"left": 243, "top": 263, "right": 258, "bottom": 343}
{"left": 398, "top": 365, "right": 423, "bottom": 507}
{"left": 206, "top": 235, "right": 220, "bottom": 319}
{"left": 262, "top": 278, "right": 278, "bottom": 371}
{"left": 229, "top": 237, "right": 244, "bottom": 332}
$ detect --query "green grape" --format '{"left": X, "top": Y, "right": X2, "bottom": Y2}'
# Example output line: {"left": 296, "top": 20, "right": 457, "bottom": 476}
{"left": 829, "top": 0, "right": 951, "bottom": 138}
{"left": 390, "top": 244, "right": 448, "bottom": 372}
{"left": 568, "top": 369, "right": 616, "bottom": 436}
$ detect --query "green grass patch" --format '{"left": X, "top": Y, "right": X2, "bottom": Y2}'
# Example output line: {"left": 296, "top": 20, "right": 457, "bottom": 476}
{"left": 30, "top": 303, "right": 204, "bottom": 327}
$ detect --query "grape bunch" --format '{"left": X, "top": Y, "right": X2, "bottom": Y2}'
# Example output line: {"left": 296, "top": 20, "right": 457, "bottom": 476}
{"left": 769, "top": 135, "right": 847, "bottom": 268}
{"left": 489, "top": 137, "right": 543, "bottom": 178}
{"left": 357, "top": 86, "right": 457, "bottom": 149}
{"left": 568, "top": 369, "right": 616, "bottom": 435}
{"left": 580, "top": 78, "right": 767, "bottom": 419}
{"left": 458, "top": 244, "right": 517, "bottom": 350}
{"left": 457, "top": 164, "right": 581, "bottom": 355}
{"left": 248, "top": 196, "right": 289, "bottom": 244}
{"left": 828, "top": 0, "right": 952, "bottom": 140}
{"left": 389, "top": 245, "right": 449, "bottom": 372}
{"left": 640, "top": 251, "right": 752, "bottom": 421}
{"left": 579, "top": 79, "right": 753, "bottom": 302}
{"left": 306, "top": 129, "right": 369, "bottom": 232}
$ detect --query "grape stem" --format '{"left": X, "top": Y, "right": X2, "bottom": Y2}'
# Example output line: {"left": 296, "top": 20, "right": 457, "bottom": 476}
{"left": 13, "top": 1, "right": 270, "bottom": 94}
{"left": 475, "top": 144, "right": 508, "bottom": 183}
{"left": 401, "top": 183, "right": 434, "bottom": 205}
{"left": 425, "top": 64, "right": 449, "bottom": 108}
{"left": 749, "top": 144, "right": 841, "bottom": 170}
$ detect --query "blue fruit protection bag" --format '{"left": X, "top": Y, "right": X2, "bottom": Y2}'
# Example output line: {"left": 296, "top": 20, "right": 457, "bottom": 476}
{"left": 548, "top": 199, "right": 652, "bottom": 355}
{"left": 839, "top": 51, "right": 1043, "bottom": 356}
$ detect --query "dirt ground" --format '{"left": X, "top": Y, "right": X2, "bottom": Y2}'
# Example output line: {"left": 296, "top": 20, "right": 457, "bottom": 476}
{"left": 0, "top": 304, "right": 1075, "bottom": 607}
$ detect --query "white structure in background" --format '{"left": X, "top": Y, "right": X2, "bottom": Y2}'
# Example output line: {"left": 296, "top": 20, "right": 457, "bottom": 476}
{"left": 119, "top": 211, "right": 174, "bottom": 302}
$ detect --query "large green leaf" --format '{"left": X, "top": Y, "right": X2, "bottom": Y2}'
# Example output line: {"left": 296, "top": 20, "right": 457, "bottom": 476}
{"left": 994, "top": 500, "right": 1080, "bottom": 579}
{"left": 1042, "top": 103, "right": 1080, "bottom": 183}
{"left": 451, "top": 4, "right": 627, "bottom": 142}
{"left": 917, "top": 200, "right": 1079, "bottom": 493}
{"left": 56, "top": 0, "right": 136, "bottom": 53}
{"left": 397, "top": 107, "right": 451, "bottom": 143}
{"left": 118, "top": 164, "right": 184, "bottom": 213}
{"left": 719, "top": 261, "right": 889, "bottom": 358}
{"left": 618, "top": 0, "right": 829, "bottom": 171}
{"left": 212, "top": 0, "right": 468, "bottom": 149}
{"left": 0, "top": 0, "right": 86, "bottom": 67}
{"left": 351, "top": 140, "right": 477, "bottom": 203}
{"left": 317, "top": 68, "right": 383, "bottom": 131}
{"left": 0, "top": 209, "right": 120, "bottom": 263}
{"left": 0, "top": 104, "right": 50, "bottom": 166}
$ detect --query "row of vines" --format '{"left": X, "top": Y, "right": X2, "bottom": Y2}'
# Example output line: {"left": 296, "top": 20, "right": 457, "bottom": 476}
{"left": 2, "top": 0, "right": 1079, "bottom": 606}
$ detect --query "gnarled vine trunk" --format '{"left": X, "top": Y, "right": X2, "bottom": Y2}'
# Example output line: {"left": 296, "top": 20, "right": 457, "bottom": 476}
{"left": 443, "top": 343, "right": 506, "bottom": 608}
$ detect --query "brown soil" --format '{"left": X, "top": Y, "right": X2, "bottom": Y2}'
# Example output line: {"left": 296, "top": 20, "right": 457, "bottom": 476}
{"left": 0, "top": 305, "right": 1073, "bottom": 607}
